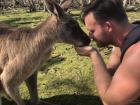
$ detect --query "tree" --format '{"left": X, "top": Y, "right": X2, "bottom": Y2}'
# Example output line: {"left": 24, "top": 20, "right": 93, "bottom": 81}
{"left": 60, "top": 0, "right": 74, "bottom": 11}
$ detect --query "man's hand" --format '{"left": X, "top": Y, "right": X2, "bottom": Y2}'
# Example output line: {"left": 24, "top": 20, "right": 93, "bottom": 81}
{"left": 74, "top": 46, "right": 97, "bottom": 57}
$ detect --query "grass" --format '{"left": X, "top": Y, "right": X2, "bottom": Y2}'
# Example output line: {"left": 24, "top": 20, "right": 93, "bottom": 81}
{"left": 0, "top": 9, "right": 140, "bottom": 105}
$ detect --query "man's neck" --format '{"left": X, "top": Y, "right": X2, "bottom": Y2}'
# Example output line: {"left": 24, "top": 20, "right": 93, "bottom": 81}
{"left": 114, "top": 23, "right": 136, "bottom": 47}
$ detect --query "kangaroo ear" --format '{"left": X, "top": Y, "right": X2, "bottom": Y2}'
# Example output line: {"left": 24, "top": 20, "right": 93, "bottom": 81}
{"left": 44, "top": 0, "right": 65, "bottom": 19}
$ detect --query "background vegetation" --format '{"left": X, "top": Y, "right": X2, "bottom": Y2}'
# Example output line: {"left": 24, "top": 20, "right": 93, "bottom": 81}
{"left": 0, "top": 7, "right": 140, "bottom": 105}
{"left": 0, "top": 0, "right": 140, "bottom": 12}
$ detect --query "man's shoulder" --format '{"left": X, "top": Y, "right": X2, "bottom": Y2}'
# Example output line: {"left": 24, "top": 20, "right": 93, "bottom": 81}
{"left": 118, "top": 42, "right": 140, "bottom": 80}
{"left": 123, "top": 41, "right": 140, "bottom": 61}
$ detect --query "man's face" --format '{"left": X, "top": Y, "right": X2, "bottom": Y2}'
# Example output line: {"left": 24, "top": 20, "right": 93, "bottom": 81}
{"left": 84, "top": 12, "right": 111, "bottom": 47}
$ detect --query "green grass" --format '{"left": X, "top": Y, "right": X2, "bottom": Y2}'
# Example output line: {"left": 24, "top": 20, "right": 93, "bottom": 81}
{"left": 0, "top": 9, "right": 140, "bottom": 105}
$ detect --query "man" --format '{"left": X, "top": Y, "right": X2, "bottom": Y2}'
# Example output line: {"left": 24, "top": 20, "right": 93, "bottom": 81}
{"left": 75, "top": 0, "right": 140, "bottom": 105}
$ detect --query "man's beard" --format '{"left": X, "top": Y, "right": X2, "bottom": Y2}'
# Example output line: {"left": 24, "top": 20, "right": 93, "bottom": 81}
{"left": 91, "top": 34, "right": 110, "bottom": 47}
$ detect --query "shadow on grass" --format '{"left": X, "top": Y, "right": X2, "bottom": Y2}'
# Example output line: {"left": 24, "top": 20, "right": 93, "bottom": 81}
{"left": 40, "top": 55, "right": 66, "bottom": 71}
{"left": 3, "top": 94, "right": 103, "bottom": 105}
{"left": 47, "top": 55, "right": 66, "bottom": 66}
{"left": 46, "top": 78, "right": 92, "bottom": 95}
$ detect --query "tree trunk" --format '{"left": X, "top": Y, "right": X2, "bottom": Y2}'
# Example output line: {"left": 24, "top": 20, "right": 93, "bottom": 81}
{"left": 123, "top": 0, "right": 128, "bottom": 7}
{"left": 79, "top": 0, "right": 87, "bottom": 8}
{"left": 27, "top": 0, "right": 37, "bottom": 12}
{"left": 88, "top": 0, "right": 95, "bottom": 4}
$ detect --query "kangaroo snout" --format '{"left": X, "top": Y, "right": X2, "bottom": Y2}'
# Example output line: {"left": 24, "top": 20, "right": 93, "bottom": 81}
{"left": 83, "top": 35, "right": 91, "bottom": 46}
{"left": 76, "top": 34, "right": 91, "bottom": 47}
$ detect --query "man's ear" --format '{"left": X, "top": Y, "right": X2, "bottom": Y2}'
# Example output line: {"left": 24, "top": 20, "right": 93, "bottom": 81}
{"left": 105, "top": 21, "right": 113, "bottom": 32}
{"left": 44, "top": 0, "right": 65, "bottom": 19}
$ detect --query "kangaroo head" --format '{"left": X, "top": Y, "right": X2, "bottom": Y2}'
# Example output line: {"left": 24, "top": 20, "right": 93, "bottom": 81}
{"left": 45, "top": 0, "right": 90, "bottom": 47}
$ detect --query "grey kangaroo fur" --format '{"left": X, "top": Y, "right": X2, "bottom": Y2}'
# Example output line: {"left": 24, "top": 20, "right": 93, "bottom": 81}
{"left": 0, "top": 0, "right": 90, "bottom": 105}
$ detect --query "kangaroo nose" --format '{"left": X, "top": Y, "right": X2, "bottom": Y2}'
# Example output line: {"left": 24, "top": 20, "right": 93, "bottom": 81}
{"left": 84, "top": 36, "right": 91, "bottom": 46}
{"left": 78, "top": 35, "right": 91, "bottom": 47}
{"left": 74, "top": 34, "right": 91, "bottom": 47}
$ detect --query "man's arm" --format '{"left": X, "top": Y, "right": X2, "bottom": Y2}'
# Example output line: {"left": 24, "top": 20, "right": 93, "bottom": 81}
{"left": 91, "top": 51, "right": 140, "bottom": 105}
{"left": 75, "top": 45, "right": 140, "bottom": 105}
{"left": 106, "top": 46, "right": 121, "bottom": 75}
{"left": 103, "top": 58, "right": 140, "bottom": 105}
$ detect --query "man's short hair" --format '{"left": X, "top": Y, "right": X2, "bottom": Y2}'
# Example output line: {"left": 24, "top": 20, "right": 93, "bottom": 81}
{"left": 81, "top": 0, "right": 128, "bottom": 24}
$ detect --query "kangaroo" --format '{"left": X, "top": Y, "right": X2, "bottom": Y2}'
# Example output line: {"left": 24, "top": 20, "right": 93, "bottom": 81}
{"left": 0, "top": 0, "right": 90, "bottom": 105}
